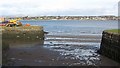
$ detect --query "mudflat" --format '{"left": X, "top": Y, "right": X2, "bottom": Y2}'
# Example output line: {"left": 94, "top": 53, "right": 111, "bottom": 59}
{"left": 5, "top": 34, "right": 120, "bottom": 66}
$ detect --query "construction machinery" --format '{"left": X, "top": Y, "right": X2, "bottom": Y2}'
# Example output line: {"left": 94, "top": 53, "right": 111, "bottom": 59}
{"left": 0, "top": 18, "right": 22, "bottom": 27}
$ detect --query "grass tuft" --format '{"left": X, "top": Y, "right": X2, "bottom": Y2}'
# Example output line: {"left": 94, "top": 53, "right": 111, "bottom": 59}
{"left": 105, "top": 29, "right": 120, "bottom": 34}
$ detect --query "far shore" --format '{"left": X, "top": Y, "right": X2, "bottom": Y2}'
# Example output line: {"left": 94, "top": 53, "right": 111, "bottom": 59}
{"left": 3, "top": 16, "right": 118, "bottom": 21}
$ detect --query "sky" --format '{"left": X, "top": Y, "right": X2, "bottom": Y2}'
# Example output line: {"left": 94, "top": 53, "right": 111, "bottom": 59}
{"left": 0, "top": 0, "right": 119, "bottom": 16}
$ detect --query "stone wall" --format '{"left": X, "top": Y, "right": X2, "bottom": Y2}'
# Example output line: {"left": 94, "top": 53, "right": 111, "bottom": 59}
{"left": 2, "top": 26, "right": 44, "bottom": 65}
{"left": 100, "top": 31, "right": 120, "bottom": 63}
{"left": 2, "top": 26, "right": 44, "bottom": 42}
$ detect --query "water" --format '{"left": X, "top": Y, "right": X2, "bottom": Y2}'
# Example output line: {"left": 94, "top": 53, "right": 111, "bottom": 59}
{"left": 6, "top": 20, "right": 119, "bottom": 66}
{"left": 21, "top": 20, "right": 118, "bottom": 35}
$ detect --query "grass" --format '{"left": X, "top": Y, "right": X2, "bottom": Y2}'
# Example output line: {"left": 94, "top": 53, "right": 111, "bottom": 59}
{"left": 105, "top": 29, "right": 120, "bottom": 34}
{"left": 2, "top": 26, "right": 43, "bottom": 31}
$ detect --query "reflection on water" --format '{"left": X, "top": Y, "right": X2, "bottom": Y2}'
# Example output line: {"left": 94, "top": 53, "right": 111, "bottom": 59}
{"left": 3, "top": 38, "right": 44, "bottom": 49}
{"left": 2, "top": 39, "right": 44, "bottom": 66}
{"left": 7, "top": 40, "right": 44, "bottom": 48}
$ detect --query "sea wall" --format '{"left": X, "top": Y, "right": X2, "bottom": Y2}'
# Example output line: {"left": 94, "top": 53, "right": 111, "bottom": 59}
{"left": 2, "top": 26, "right": 44, "bottom": 65}
{"left": 2, "top": 26, "right": 44, "bottom": 42}
{"left": 100, "top": 31, "right": 120, "bottom": 63}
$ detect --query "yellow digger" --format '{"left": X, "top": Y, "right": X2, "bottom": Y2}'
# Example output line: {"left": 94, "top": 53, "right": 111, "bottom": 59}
{"left": 6, "top": 19, "right": 22, "bottom": 27}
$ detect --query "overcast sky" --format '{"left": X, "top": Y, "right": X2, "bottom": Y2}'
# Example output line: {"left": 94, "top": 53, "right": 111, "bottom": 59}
{"left": 0, "top": 0, "right": 119, "bottom": 16}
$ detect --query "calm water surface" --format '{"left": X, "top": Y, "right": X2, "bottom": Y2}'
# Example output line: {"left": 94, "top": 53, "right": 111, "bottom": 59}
{"left": 21, "top": 20, "right": 118, "bottom": 35}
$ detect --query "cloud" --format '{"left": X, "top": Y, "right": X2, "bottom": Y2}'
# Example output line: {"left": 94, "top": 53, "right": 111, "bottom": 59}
{"left": 0, "top": 0, "right": 119, "bottom": 16}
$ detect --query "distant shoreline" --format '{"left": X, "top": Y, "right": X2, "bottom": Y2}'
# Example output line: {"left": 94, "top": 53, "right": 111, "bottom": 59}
{"left": 19, "top": 19, "right": 118, "bottom": 21}
{"left": 3, "top": 16, "right": 118, "bottom": 21}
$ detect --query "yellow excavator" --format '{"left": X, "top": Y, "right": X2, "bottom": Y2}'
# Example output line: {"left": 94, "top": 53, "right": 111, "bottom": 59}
{"left": 6, "top": 18, "right": 22, "bottom": 27}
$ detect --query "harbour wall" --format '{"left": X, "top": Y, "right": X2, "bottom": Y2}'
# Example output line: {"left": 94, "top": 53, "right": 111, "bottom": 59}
{"left": 100, "top": 31, "right": 120, "bottom": 63}
{"left": 2, "top": 26, "right": 44, "bottom": 42}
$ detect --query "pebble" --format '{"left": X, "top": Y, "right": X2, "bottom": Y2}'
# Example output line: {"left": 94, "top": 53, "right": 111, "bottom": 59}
{"left": 52, "top": 59, "right": 54, "bottom": 61}
{"left": 36, "top": 36, "right": 39, "bottom": 38}
{"left": 18, "top": 59, "right": 22, "bottom": 61}
{"left": 10, "top": 58, "right": 15, "bottom": 60}
{"left": 16, "top": 35, "right": 20, "bottom": 38}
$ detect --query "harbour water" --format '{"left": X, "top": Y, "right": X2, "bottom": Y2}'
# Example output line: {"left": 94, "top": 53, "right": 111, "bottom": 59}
{"left": 21, "top": 20, "right": 118, "bottom": 35}
{"left": 5, "top": 20, "right": 120, "bottom": 66}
